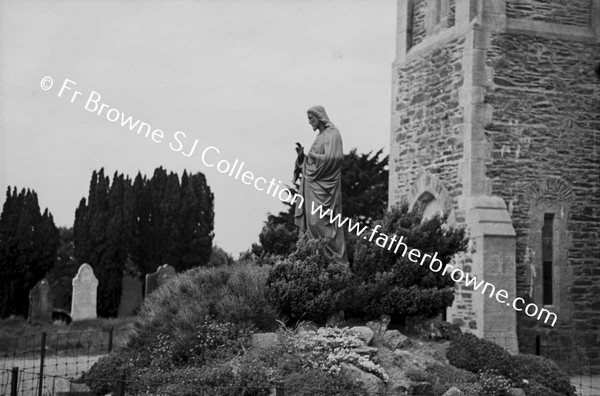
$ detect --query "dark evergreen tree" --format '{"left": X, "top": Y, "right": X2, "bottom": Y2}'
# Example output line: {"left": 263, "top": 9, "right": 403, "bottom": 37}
{"left": 73, "top": 167, "right": 214, "bottom": 316}
{"left": 0, "top": 187, "right": 59, "bottom": 318}
{"left": 341, "top": 148, "right": 388, "bottom": 226}
{"left": 46, "top": 227, "right": 78, "bottom": 311}
{"left": 254, "top": 148, "right": 388, "bottom": 257}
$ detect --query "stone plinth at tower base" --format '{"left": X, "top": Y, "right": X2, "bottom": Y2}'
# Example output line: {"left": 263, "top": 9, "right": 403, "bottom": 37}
{"left": 71, "top": 263, "right": 98, "bottom": 321}
{"left": 449, "top": 196, "right": 519, "bottom": 354}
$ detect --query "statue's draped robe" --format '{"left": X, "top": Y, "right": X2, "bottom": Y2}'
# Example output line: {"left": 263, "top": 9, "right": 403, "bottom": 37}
{"left": 294, "top": 125, "right": 348, "bottom": 265}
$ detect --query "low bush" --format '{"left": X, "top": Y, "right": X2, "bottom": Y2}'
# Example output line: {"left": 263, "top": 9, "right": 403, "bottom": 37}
{"left": 131, "top": 363, "right": 271, "bottom": 396}
{"left": 479, "top": 369, "right": 513, "bottom": 396}
{"left": 513, "top": 354, "right": 576, "bottom": 396}
{"left": 346, "top": 205, "right": 468, "bottom": 320}
{"left": 405, "top": 363, "right": 478, "bottom": 395}
{"left": 447, "top": 333, "right": 576, "bottom": 396}
{"left": 446, "top": 333, "right": 515, "bottom": 378}
{"left": 523, "top": 381, "right": 565, "bottom": 396}
{"left": 252, "top": 219, "right": 298, "bottom": 257}
{"left": 131, "top": 262, "right": 278, "bottom": 349}
{"left": 284, "top": 370, "right": 368, "bottom": 396}
{"left": 265, "top": 235, "right": 351, "bottom": 324}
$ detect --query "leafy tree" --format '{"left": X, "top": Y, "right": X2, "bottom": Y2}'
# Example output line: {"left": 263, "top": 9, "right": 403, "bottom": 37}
{"left": 0, "top": 187, "right": 59, "bottom": 318}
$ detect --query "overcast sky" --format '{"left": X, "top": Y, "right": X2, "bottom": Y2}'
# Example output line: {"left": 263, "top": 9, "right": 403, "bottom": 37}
{"left": 0, "top": 0, "right": 396, "bottom": 256}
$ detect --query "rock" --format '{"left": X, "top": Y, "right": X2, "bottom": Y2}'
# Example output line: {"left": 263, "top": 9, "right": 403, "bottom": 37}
{"left": 251, "top": 332, "right": 278, "bottom": 349}
{"left": 507, "top": 388, "right": 526, "bottom": 396}
{"left": 383, "top": 329, "right": 409, "bottom": 350}
{"left": 390, "top": 381, "right": 411, "bottom": 395}
{"left": 340, "top": 363, "right": 385, "bottom": 393}
{"left": 366, "top": 314, "right": 391, "bottom": 334}
{"left": 350, "top": 326, "right": 374, "bottom": 345}
{"left": 442, "top": 387, "right": 464, "bottom": 396}
{"left": 353, "top": 346, "right": 379, "bottom": 359}
{"left": 411, "top": 382, "right": 433, "bottom": 395}
{"left": 326, "top": 310, "right": 344, "bottom": 327}
{"left": 295, "top": 321, "right": 318, "bottom": 334}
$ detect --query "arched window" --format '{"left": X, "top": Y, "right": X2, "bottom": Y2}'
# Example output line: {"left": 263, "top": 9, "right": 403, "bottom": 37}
{"left": 416, "top": 191, "right": 443, "bottom": 220}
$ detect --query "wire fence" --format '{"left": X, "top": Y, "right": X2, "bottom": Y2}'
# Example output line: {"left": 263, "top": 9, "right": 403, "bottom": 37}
{"left": 0, "top": 330, "right": 598, "bottom": 396}
{"left": 0, "top": 327, "right": 131, "bottom": 396}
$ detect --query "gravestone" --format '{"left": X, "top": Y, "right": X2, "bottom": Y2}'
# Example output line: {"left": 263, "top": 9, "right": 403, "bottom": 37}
{"left": 117, "top": 275, "right": 143, "bottom": 317}
{"left": 71, "top": 263, "right": 98, "bottom": 321}
{"left": 28, "top": 279, "right": 53, "bottom": 324}
{"left": 144, "top": 264, "right": 176, "bottom": 298}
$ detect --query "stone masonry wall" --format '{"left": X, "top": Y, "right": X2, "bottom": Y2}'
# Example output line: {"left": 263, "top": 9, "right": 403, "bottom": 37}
{"left": 484, "top": 32, "right": 600, "bottom": 368}
{"left": 448, "top": 0, "right": 456, "bottom": 28}
{"left": 390, "top": 37, "right": 466, "bottom": 207}
{"left": 411, "top": 0, "right": 427, "bottom": 47}
{"left": 506, "top": 0, "right": 592, "bottom": 27}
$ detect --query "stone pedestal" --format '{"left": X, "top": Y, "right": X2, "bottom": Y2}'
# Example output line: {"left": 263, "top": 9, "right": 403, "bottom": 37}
{"left": 450, "top": 196, "right": 519, "bottom": 353}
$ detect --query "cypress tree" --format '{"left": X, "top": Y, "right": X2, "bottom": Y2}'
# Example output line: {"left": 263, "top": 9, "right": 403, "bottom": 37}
{"left": 0, "top": 188, "right": 59, "bottom": 318}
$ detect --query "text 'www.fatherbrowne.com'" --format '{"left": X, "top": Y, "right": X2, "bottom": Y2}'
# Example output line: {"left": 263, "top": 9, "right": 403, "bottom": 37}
{"left": 309, "top": 201, "right": 558, "bottom": 327}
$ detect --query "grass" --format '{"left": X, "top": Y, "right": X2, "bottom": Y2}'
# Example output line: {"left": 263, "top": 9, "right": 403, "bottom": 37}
{"left": 0, "top": 316, "right": 135, "bottom": 358}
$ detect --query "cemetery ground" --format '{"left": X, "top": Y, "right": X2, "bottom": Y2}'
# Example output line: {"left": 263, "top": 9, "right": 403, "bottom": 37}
{"left": 0, "top": 317, "right": 135, "bottom": 356}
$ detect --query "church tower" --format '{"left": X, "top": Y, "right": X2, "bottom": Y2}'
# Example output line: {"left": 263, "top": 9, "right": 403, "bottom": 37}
{"left": 390, "top": 0, "right": 600, "bottom": 367}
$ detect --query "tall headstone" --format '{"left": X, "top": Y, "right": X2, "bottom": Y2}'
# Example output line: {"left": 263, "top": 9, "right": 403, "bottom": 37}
{"left": 117, "top": 275, "right": 143, "bottom": 317}
{"left": 71, "top": 263, "right": 98, "bottom": 321}
{"left": 144, "top": 264, "right": 176, "bottom": 298}
{"left": 28, "top": 279, "right": 53, "bottom": 324}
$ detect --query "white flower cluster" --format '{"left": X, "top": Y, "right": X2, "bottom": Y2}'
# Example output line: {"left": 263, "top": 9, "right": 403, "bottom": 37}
{"left": 290, "top": 327, "right": 389, "bottom": 382}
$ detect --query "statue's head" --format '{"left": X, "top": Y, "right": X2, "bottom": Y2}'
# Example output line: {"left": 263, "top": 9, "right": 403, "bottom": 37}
{"left": 307, "top": 105, "right": 333, "bottom": 131}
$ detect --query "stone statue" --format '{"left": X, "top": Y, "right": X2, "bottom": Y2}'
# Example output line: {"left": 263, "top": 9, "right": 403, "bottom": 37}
{"left": 294, "top": 105, "right": 348, "bottom": 265}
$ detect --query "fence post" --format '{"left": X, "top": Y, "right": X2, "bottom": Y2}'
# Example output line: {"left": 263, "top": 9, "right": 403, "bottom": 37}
{"left": 108, "top": 327, "right": 114, "bottom": 353}
{"left": 10, "top": 367, "right": 19, "bottom": 396}
{"left": 115, "top": 372, "right": 126, "bottom": 396}
{"left": 275, "top": 380, "right": 284, "bottom": 396}
{"left": 535, "top": 335, "right": 540, "bottom": 356}
{"left": 38, "top": 332, "right": 46, "bottom": 396}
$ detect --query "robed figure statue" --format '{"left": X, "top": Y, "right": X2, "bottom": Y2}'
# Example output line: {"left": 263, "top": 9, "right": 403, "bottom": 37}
{"left": 294, "top": 105, "right": 348, "bottom": 265}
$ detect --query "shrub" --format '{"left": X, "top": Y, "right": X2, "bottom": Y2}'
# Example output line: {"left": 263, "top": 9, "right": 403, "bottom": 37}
{"left": 405, "top": 363, "right": 478, "bottom": 395}
{"left": 131, "top": 262, "right": 278, "bottom": 349}
{"left": 131, "top": 363, "right": 271, "bottom": 396}
{"left": 346, "top": 204, "right": 468, "bottom": 320}
{"left": 207, "top": 245, "right": 235, "bottom": 266}
{"left": 284, "top": 370, "right": 368, "bottom": 396}
{"left": 523, "top": 381, "right": 564, "bottom": 396}
{"left": 447, "top": 334, "right": 576, "bottom": 396}
{"left": 265, "top": 235, "right": 351, "bottom": 324}
{"left": 513, "top": 354, "right": 576, "bottom": 396}
{"left": 80, "top": 347, "right": 147, "bottom": 395}
{"left": 446, "top": 333, "right": 515, "bottom": 378}
{"left": 252, "top": 219, "right": 298, "bottom": 257}
{"left": 479, "top": 369, "right": 513, "bottom": 396}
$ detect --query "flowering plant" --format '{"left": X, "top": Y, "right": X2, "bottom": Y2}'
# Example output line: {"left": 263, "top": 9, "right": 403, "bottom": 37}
{"left": 284, "top": 327, "right": 389, "bottom": 381}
